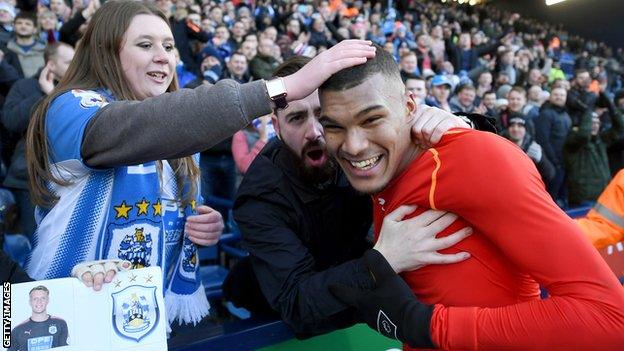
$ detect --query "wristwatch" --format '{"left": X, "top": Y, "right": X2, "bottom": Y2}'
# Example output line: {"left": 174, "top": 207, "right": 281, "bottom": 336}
{"left": 265, "top": 77, "right": 288, "bottom": 110}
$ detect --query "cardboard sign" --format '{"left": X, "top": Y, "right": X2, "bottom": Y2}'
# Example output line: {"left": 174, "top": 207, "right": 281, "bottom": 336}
{"left": 2, "top": 267, "right": 167, "bottom": 351}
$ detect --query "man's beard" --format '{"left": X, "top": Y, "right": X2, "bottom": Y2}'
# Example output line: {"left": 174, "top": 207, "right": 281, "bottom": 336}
{"left": 283, "top": 138, "right": 337, "bottom": 185}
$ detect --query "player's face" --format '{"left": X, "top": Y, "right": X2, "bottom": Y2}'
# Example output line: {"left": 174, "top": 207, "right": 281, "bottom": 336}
{"left": 275, "top": 90, "right": 329, "bottom": 169}
{"left": 29, "top": 291, "right": 49, "bottom": 314}
{"left": 320, "top": 73, "right": 416, "bottom": 194}
{"left": 119, "top": 14, "right": 175, "bottom": 101}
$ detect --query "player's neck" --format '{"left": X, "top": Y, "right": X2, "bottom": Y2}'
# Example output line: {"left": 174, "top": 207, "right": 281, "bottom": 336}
{"left": 395, "top": 145, "right": 425, "bottom": 178}
{"left": 31, "top": 312, "right": 49, "bottom": 322}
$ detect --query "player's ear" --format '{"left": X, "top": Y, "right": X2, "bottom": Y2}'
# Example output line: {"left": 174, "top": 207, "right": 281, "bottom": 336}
{"left": 405, "top": 92, "right": 416, "bottom": 122}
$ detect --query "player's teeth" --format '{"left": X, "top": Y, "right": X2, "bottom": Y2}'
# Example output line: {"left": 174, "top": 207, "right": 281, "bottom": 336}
{"left": 350, "top": 156, "right": 379, "bottom": 169}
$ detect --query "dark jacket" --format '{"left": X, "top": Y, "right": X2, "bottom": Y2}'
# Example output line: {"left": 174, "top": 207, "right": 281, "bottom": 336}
{"left": 564, "top": 109, "right": 624, "bottom": 206}
{"left": 535, "top": 102, "right": 572, "bottom": 167}
{"left": 566, "top": 87, "right": 597, "bottom": 125}
{"left": 171, "top": 18, "right": 211, "bottom": 75}
{"left": 226, "top": 139, "right": 375, "bottom": 338}
{"left": 1, "top": 76, "right": 44, "bottom": 189}
{"left": 59, "top": 11, "right": 86, "bottom": 47}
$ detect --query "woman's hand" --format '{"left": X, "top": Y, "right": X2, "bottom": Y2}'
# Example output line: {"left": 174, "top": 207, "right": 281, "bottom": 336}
{"left": 186, "top": 205, "right": 224, "bottom": 246}
{"left": 282, "top": 39, "right": 376, "bottom": 102}
{"left": 71, "top": 259, "right": 131, "bottom": 291}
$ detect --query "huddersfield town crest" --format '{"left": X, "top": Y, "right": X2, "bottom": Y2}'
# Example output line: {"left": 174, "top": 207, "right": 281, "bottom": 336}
{"left": 112, "top": 285, "right": 159, "bottom": 342}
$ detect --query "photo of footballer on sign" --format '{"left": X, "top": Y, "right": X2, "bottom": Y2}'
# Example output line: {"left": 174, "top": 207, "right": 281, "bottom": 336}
{"left": 1, "top": 267, "right": 166, "bottom": 351}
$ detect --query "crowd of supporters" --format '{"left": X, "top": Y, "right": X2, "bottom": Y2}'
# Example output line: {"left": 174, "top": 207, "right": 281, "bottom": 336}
{"left": 1, "top": 0, "right": 624, "bottom": 239}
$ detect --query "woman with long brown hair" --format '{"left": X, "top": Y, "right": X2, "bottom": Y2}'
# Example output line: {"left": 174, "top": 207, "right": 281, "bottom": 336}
{"left": 24, "top": 0, "right": 374, "bottom": 328}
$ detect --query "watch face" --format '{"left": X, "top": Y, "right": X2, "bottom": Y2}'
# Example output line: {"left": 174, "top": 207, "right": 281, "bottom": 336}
{"left": 266, "top": 78, "right": 286, "bottom": 97}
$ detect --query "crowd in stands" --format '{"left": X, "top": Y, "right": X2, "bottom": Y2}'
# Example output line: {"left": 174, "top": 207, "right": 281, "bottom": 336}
{"left": 1, "top": 0, "right": 624, "bottom": 240}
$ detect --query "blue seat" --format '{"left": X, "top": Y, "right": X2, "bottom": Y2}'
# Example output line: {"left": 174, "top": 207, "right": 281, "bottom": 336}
{"left": 565, "top": 205, "right": 593, "bottom": 219}
{"left": 3, "top": 234, "right": 32, "bottom": 268}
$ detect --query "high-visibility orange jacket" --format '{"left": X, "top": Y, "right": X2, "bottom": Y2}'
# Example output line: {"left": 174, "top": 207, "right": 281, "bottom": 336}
{"left": 577, "top": 169, "right": 624, "bottom": 249}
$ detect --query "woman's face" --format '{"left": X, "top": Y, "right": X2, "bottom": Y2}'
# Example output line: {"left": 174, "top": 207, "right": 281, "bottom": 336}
{"left": 119, "top": 14, "right": 176, "bottom": 100}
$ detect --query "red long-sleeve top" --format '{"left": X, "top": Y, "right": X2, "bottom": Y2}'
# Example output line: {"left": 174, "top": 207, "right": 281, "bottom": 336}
{"left": 372, "top": 129, "right": 624, "bottom": 350}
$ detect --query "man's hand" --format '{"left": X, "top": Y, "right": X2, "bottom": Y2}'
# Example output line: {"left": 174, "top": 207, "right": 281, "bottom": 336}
{"left": 410, "top": 105, "right": 470, "bottom": 148}
{"left": 71, "top": 259, "right": 131, "bottom": 291}
{"left": 373, "top": 205, "right": 471, "bottom": 273}
{"left": 526, "top": 142, "right": 542, "bottom": 163}
{"left": 38, "top": 63, "right": 55, "bottom": 95}
{"left": 330, "top": 250, "right": 435, "bottom": 348}
{"left": 186, "top": 205, "right": 224, "bottom": 246}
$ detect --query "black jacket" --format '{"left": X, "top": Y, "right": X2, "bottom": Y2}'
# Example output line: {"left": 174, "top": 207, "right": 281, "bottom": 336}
{"left": 171, "top": 18, "right": 211, "bottom": 76}
{"left": 535, "top": 102, "right": 572, "bottom": 167}
{"left": 227, "top": 139, "right": 375, "bottom": 338}
{"left": 1, "top": 76, "right": 44, "bottom": 189}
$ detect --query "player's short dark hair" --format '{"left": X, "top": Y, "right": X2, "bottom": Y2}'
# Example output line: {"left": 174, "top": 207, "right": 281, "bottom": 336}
{"left": 273, "top": 55, "right": 312, "bottom": 78}
{"left": 320, "top": 43, "right": 400, "bottom": 92}
{"left": 575, "top": 68, "right": 589, "bottom": 77}
{"left": 29, "top": 285, "right": 49, "bottom": 296}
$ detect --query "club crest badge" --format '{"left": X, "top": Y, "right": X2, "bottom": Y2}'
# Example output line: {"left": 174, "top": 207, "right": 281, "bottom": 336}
{"left": 118, "top": 227, "right": 153, "bottom": 269}
{"left": 112, "top": 285, "right": 159, "bottom": 342}
{"left": 71, "top": 89, "right": 109, "bottom": 109}
{"left": 48, "top": 325, "right": 57, "bottom": 334}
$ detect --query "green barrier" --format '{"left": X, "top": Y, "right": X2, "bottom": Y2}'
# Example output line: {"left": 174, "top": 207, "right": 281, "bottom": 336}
{"left": 260, "top": 324, "right": 402, "bottom": 351}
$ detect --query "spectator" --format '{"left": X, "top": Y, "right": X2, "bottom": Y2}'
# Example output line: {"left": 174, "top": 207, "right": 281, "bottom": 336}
{"left": 49, "top": 0, "right": 71, "bottom": 24}
{"left": 0, "top": 2, "right": 15, "bottom": 46}
{"left": 498, "top": 86, "right": 536, "bottom": 135}
{"left": 527, "top": 85, "right": 545, "bottom": 109}
{"left": 224, "top": 51, "right": 251, "bottom": 83}
{"left": 505, "top": 115, "right": 555, "bottom": 183}
{"left": 38, "top": 10, "right": 59, "bottom": 44}
{"left": 249, "top": 37, "right": 279, "bottom": 80}
{"left": 212, "top": 24, "right": 236, "bottom": 60}
{"left": 399, "top": 51, "right": 419, "bottom": 80}
{"left": 535, "top": 87, "right": 571, "bottom": 203}
{"left": 239, "top": 39, "right": 257, "bottom": 61}
{"left": 564, "top": 95, "right": 624, "bottom": 206}
{"left": 2, "top": 42, "right": 74, "bottom": 240}
{"left": 445, "top": 31, "right": 502, "bottom": 73}
{"left": 309, "top": 14, "right": 331, "bottom": 49}
{"left": 450, "top": 83, "right": 477, "bottom": 113}
{"left": 482, "top": 90, "right": 500, "bottom": 119}
{"left": 567, "top": 68, "right": 598, "bottom": 125}
{"left": 475, "top": 70, "right": 493, "bottom": 101}
{"left": 403, "top": 73, "right": 426, "bottom": 106}
{"left": 58, "top": 0, "right": 100, "bottom": 47}
{"left": 4, "top": 12, "right": 45, "bottom": 79}
{"left": 426, "top": 75, "right": 452, "bottom": 112}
